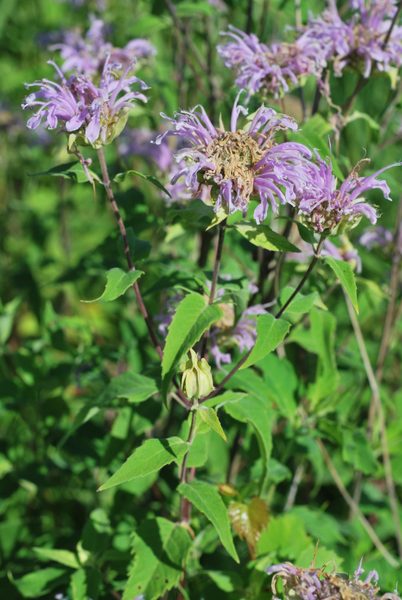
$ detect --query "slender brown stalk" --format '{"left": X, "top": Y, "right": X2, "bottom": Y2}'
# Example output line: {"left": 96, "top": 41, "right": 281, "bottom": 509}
{"left": 344, "top": 293, "right": 402, "bottom": 559}
{"left": 284, "top": 463, "right": 305, "bottom": 511}
{"left": 383, "top": 1, "right": 401, "bottom": 48}
{"left": 317, "top": 438, "right": 399, "bottom": 568}
{"left": 97, "top": 148, "right": 163, "bottom": 360}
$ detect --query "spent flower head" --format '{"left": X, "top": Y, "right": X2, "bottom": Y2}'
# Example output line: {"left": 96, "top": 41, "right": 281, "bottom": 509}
{"left": 22, "top": 58, "right": 148, "bottom": 147}
{"left": 267, "top": 560, "right": 400, "bottom": 600}
{"left": 156, "top": 92, "right": 312, "bottom": 223}
{"left": 294, "top": 156, "right": 400, "bottom": 233}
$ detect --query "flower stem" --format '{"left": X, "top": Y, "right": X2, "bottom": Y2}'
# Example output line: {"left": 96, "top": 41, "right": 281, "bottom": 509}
{"left": 96, "top": 147, "right": 163, "bottom": 360}
{"left": 202, "top": 235, "right": 325, "bottom": 401}
{"left": 209, "top": 221, "right": 226, "bottom": 305}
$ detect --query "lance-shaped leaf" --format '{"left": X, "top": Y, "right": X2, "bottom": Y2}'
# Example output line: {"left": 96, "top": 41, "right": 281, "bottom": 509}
{"left": 161, "top": 293, "right": 222, "bottom": 395}
{"left": 113, "top": 169, "right": 171, "bottom": 197}
{"left": 178, "top": 481, "right": 239, "bottom": 562}
{"left": 235, "top": 222, "right": 300, "bottom": 252}
{"left": 81, "top": 268, "right": 144, "bottom": 303}
{"left": 98, "top": 437, "right": 187, "bottom": 491}
{"left": 240, "top": 313, "right": 290, "bottom": 370}
{"left": 30, "top": 160, "right": 101, "bottom": 184}
{"left": 123, "top": 518, "right": 192, "bottom": 600}
{"left": 325, "top": 257, "right": 359, "bottom": 313}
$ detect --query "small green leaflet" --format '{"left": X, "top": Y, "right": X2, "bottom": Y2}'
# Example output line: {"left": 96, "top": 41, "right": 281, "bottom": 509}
{"left": 70, "top": 569, "right": 87, "bottom": 600}
{"left": 33, "top": 547, "right": 79, "bottom": 569}
{"left": 197, "top": 406, "right": 227, "bottom": 441}
{"left": 98, "top": 437, "right": 187, "bottom": 491}
{"left": 123, "top": 518, "right": 192, "bottom": 600}
{"left": 325, "top": 257, "right": 359, "bottom": 312}
{"left": 240, "top": 313, "right": 290, "bottom": 370}
{"left": 113, "top": 169, "right": 171, "bottom": 197}
{"left": 178, "top": 481, "right": 239, "bottom": 562}
{"left": 31, "top": 161, "right": 101, "bottom": 184}
{"left": 235, "top": 222, "right": 300, "bottom": 252}
{"left": 161, "top": 292, "right": 222, "bottom": 395}
{"left": 81, "top": 268, "right": 144, "bottom": 303}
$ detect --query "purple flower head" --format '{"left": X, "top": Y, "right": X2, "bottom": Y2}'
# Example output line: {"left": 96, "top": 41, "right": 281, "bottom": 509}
{"left": 359, "top": 225, "right": 394, "bottom": 249}
{"left": 218, "top": 26, "right": 325, "bottom": 98}
{"left": 51, "top": 18, "right": 156, "bottom": 77}
{"left": 295, "top": 156, "right": 400, "bottom": 233}
{"left": 118, "top": 128, "right": 173, "bottom": 172}
{"left": 156, "top": 92, "right": 312, "bottom": 223}
{"left": 302, "top": 0, "right": 402, "bottom": 79}
{"left": 22, "top": 58, "right": 149, "bottom": 146}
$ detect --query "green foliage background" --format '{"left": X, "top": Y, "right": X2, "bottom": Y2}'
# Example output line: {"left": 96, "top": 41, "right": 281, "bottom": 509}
{"left": 0, "top": 0, "right": 401, "bottom": 598}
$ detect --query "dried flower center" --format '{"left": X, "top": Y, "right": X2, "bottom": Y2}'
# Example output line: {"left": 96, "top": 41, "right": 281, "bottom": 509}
{"left": 205, "top": 131, "right": 264, "bottom": 199}
{"left": 265, "top": 43, "right": 299, "bottom": 67}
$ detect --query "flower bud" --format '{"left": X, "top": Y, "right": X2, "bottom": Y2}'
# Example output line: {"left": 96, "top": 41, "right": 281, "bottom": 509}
{"left": 180, "top": 349, "right": 214, "bottom": 400}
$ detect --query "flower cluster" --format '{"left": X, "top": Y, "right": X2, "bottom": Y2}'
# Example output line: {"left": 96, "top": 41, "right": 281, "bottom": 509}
{"left": 22, "top": 59, "right": 148, "bottom": 147}
{"left": 267, "top": 560, "right": 401, "bottom": 600}
{"left": 218, "top": 26, "right": 325, "bottom": 98}
{"left": 294, "top": 157, "right": 399, "bottom": 233}
{"left": 219, "top": 1, "right": 402, "bottom": 99}
{"left": 157, "top": 93, "right": 313, "bottom": 223}
{"left": 51, "top": 18, "right": 156, "bottom": 77}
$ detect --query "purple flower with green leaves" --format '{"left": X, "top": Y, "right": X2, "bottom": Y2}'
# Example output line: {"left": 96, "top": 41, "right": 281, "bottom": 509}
{"left": 22, "top": 59, "right": 148, "bottom": 146}
{"left": 51, "top": 18, "right": 156, "bottom": 76}
{"left": 218, "top": 26, "right": 325, "bottom": 98}
{"left": 294, "top": 156, "right": 400, "bottom": 233}
{"left": 156, "top": 93, "right": 313, "bottom": 223}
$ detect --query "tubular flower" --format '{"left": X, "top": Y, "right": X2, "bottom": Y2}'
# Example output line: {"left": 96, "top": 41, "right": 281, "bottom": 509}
{"left": 22, "top": 59, "right": 148, "bottom": 146}
{"left": 294, "top": 157, "right": 400, "bottom": 233}
{"left": 359, "top": 224, "right": 394, "bottom": 248}
{"left": 51, "top": 17, "right": 156, "bottom": 76}
{"left": 267, "top": 560, "right": 400, "bottom": 600}
{"left": 218, "top": 26, "right": 325, "bottom": 98}
{"left": 156, "top": 93, "right": 312, "bottom": 223}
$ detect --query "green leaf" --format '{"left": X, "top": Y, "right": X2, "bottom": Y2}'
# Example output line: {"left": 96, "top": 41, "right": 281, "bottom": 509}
{"left": 240, "top": 313, "right": 290, "bottom": 370}
{"left": 256, "top": 514, "right": 310, "bottom": 559}
{"left": 70, "top": 569, "right": 87, "bottom": 600}
{"left": 81, "top": 268, "right": 144, "bottom": 303}
{"left": 198, "top": 406, "right": 227, "bottom": 441}
{"left": 345, "top": 110, "right": 380, "bottom": 131}
{"left": 278, "top": 286, "right": 320, "bottom": 315}
{"left": 33, "top": 547, "right": 79, "bottom": 569}
{"left": 113, "top": 169, "right": 171, "bottom": 197}
{"left": 325, "top": 257, "right": 359, "bottom": 312}
{"left": 98, "top": 437, "right": 187, "bottom": 491}
{"left": 12, "top": 568, "right": 66, "bottom": 598}
{"left": 31, "top": 161, "right": 100, "bottom": 184}
{"left": 223, "top": 395, "right": 273, "bottom": 475}
{"left": 123, "top": 518, "right": 192, "bottom": 600}
{"left": 204, "top": 570, "right": 243, "bottom": 593}
{"left": 101, "top": 372, "right": 158, "bottom": 405}
{"left": 342, "top": 430, "right": 378, "bottom": 475}
{"left": 178, "top": 481, "right": 239, "bottom": 562}
{"left": 235, "top": 222, "right": 300, "bottom": 252}
{"left": 161, "top": 292, "right": 222, "bottom": 394}
{"left": 176, "top": 1, "right": 214, "bottom": 17}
